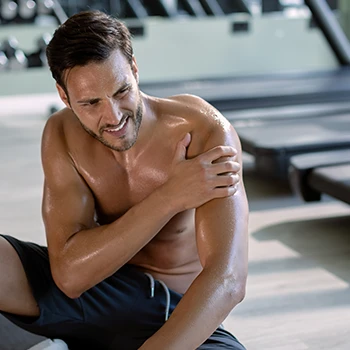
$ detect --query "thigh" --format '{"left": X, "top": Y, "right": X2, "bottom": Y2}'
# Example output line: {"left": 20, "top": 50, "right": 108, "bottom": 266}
{"left": 198, "top": 327, "right": 246, "bottom": 350}
{"left": 0, "top": 236, "right": 39, "bottom": 317}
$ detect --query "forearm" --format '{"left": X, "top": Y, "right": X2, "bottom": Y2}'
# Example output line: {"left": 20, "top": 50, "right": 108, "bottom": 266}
{"left": 139, "top": 267, "right": 245, "bottom": 350}
{"left": 55, "top": 187, "right": 177, "bottom": 297}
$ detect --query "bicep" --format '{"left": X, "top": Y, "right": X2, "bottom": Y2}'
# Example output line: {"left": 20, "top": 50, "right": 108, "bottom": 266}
{"left": 41, "top": 124, "right": 96, "bottom": 260}
{"left": 195, "top": 123, "right": 249, "bottom": 271}
{"left": 42, "top": 171, "right": 97, "bottom": 251}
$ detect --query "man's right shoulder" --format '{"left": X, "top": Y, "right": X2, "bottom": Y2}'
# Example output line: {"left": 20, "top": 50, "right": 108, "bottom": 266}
{"left": 41, "top": 108, "right": 82, "bottom": 174}
{"left": 42, "top": 108, "right": 78, "bottom": 146}
{"left": 42, "top": 108, "right": 78, "bottom": 159}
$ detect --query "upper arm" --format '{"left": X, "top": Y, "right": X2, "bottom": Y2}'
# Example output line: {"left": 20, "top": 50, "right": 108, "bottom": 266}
{"left": 194, "top": 109, "right": 249, "bottom": 285}
{"left": 41, "top": 117, "right": 96, "bottom": 270}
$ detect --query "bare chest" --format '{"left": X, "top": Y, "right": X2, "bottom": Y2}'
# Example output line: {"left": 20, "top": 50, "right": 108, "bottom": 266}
{"left": 74, "top": 146, "right": 200, "bottom": 278}
{"left": 81, "top": 152, "right": 171, "bottom": 222}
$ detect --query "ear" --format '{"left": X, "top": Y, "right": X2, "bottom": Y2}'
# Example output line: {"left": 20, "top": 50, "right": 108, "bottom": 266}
{"left": 131, "top": 55, "right": 139, "bottom": 84}
{"left": 56, "top": 83, "right": 71, "bottom": 109}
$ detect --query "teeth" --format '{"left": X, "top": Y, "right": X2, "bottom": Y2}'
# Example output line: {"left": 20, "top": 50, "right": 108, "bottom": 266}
{"left": 106, "top": 118, "right": 127, "bottom": 132}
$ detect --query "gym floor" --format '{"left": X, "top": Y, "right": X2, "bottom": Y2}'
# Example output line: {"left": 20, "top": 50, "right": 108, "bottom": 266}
{"left": 0, "top": 98, "right": 350, "bottom": 350}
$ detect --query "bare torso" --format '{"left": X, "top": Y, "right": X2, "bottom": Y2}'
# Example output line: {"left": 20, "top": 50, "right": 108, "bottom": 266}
{"left": 57, "top": 95, "right": 214, "bottom": 294}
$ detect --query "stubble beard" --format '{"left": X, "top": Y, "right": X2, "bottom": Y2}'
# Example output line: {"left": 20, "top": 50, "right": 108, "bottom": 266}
{"left": 79, "top": 97, "right": 143, "bottom": 152}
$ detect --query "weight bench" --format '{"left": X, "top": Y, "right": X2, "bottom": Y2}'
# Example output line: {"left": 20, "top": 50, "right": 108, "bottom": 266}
{"left": 235, "top": 113, "right": 350, "bottom": 180}
{"left": 289, "top": 149, "right": 350, "bottom": 204}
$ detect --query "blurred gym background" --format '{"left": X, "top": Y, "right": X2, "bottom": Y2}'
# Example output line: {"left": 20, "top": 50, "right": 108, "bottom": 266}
{"left": 0, "top": 1, "right": 350, "bottom": 349}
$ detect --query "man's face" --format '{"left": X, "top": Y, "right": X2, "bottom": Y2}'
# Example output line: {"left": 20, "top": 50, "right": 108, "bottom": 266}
{"left": 58, "top": 50, "right": 143, "bottom": 152}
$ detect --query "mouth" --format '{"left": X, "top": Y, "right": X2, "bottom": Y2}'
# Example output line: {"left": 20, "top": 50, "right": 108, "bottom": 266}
{"left": 103, "top": 117, "right": 130, "bottom": 137}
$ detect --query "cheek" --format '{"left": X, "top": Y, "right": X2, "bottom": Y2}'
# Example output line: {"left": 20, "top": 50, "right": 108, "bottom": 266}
{"left": 122, "top": 94, "right": 138, "bottom": 114}
{"left": 88, "top": 111, "right": 104, "bottom": 130}
{"left": 130, "top": 91, "right": 141, "bottom": 110}
{"left": 74, "top": 107, "right": 103, "bottom": 130}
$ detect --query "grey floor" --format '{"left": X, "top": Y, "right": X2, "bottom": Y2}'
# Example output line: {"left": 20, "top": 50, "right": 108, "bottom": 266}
{"left": 0, "top": 98, "right": 349, "bottom": 350}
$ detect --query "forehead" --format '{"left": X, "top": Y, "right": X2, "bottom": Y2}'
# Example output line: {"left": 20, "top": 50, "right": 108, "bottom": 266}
{"left": 65, "top": 50, "right": 131, "bottom": 95}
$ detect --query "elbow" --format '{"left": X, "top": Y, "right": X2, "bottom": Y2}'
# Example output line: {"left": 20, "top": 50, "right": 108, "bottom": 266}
{"left": 227, "top": 276, "right": 247, "bottom": 306}
{"left": 234, "top": 285, "right": 246, "bottom": 304}
{"left": 52, "top": 264, "right": 83, "bottom": 299}
{"left": 58, "top": 279, "right": 83, "bottom": 300}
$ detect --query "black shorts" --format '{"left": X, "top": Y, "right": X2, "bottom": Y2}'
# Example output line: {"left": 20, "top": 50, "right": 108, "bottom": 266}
{"left": 0, "top": 234, "right": 246, "bottom": 350}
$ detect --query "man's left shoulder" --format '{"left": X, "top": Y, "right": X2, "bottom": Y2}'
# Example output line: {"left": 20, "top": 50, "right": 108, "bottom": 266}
{"left": 170, "top": 95, "right": 237, "bottom": 159}
{"left": 170, "top": 94, "right": 231, "bottom": 131}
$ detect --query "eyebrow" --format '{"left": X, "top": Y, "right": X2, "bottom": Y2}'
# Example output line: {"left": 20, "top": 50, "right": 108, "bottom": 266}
{"left": 77, "top": 82, "right": 130, "bottom": 104}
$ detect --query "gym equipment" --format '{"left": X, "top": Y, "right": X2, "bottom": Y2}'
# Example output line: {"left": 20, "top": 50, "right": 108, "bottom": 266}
{"left": 262, "top": 0, "right": 283, "bottom": 13}
{"left": 1, "top": 0, "right": 38, "bottom": 24}
{"left": 262, "top": 0, "right": 338, "bottom": 13}
{"left": 18, "top": 0, "right": 37, "bottom": 22}
{"left": 0, "top": 7, "right": 339, "bottom": 96}
{"left": 289, "top": 149, "right": 350, "bottom": 204}
{"left": 1, "top": 37, "right": 28, "bottom": 70}
{"left": 307, "top": 164, "right": 350, "bottom": 205}
{"left": 225, "top": 101, "right": 350, "bottom": 124}
{"left": 140, "top": 0, "right": 350, "bottom": 104}
{"left": 141, "top": 69, "right": 350, "bottom": 112}
{"left": 305, "top": 0, "right": 350, "bottom": 65}
{"left": 0, "top": 0, "right": 18, "bottom": 23}
{"left": 218, "top": 0, "right": 350, "bottom": 186}
{"left": 37, "top": 0, "right": 54, "bottom": 15}
{"left": 26, "top": 33, "right": 52, "bottom": 68}
{"left": 36, "top": 0, "right": 67, "bottom": 25}
{"left": 0, "top": 51, "right": 8, "bottom": 70}
{"left": 199, "top": 0, "right": 225, "bottom": 16}
{"left": 56, "top": 0, "right": 251, "bottom": 18}
{"left": 234, "top": 113, "right": 350, "bottom": 180}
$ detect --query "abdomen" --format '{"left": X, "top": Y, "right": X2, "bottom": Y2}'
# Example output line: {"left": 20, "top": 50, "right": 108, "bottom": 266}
{"left": 128, "top": 210, "right": 202, "bottom": 293}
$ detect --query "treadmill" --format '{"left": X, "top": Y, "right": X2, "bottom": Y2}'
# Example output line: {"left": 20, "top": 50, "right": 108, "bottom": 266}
{"left": 235, "top": 113, "right": 350, "bottom": 180}
{"left": 289, "top": 149, "right": 350, "bottom": 205}
{"left": 140, "top": 69, "right": 350, "bottom": 112}
{"left": 235, "top": 0, "right": 350, "bottom": 206}
{"left": 140, "top": 2, "right": 350, "bottom": 131}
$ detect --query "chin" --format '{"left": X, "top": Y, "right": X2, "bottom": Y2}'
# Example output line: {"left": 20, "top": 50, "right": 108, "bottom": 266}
{"left": 103, "top": 134, "right": 138, "bottom": 152}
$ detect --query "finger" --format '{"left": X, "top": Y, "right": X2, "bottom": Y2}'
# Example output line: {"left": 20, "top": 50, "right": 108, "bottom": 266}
{"left": 212, "top": 185, "right": 238, "bottom": 198}
{"left": 209, "top": 161, "right": 241, "bottom": 175}
{"left": 182, "top": 133, "right": 191, "bottom": 148}
{"left": 212, "top": 173, "right": 240, "bottom": 188}
{"left": 175, "top": 133, "right": 192, "bottom": 161}
{"left": 201, "top": 146, "right": 237, "bottom": 164}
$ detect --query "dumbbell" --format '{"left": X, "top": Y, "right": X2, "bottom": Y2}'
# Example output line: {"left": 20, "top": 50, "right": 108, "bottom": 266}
{"left": 18, "top": 0, "right": 37, "bottom": 23}
{"left": 27, "top": 33, "right": 52, "bottom": 68}
{"left": 1, "top": 0, "right": 18, "bottom": 23}
{"left": 1, "top": 37, "right": 28, "bottom": 70}
{"left": 0, "top": 51, "right": 9, "bottom": 71}
{"left": 37, "top": 0, "right": 55, "bottom": 15}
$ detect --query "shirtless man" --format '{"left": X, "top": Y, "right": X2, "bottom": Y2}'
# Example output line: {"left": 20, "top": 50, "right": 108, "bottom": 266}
{"left": 0, "top": 11, "right": 248, "bottom": 350}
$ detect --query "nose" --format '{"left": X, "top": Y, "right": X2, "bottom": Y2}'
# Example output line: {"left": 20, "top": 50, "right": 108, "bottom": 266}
{"left": 104, "top": 99, "right": 124, "bottom": 125}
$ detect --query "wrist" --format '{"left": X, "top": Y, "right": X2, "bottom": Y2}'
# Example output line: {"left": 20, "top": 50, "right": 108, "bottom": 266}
{"left": 154, "top": 184, "right": 182, "bottom": 216}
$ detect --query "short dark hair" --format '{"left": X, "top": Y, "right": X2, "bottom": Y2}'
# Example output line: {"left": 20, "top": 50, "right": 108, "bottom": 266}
{"left": 46, "top": 10, "right": 133, "bottom": 93}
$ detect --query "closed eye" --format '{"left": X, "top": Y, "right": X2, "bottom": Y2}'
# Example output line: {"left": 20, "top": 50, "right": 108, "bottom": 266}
{"left": 78, "top": 84, "right": 131, "bottom": 106}
{"left": 82, "top": 99, "right": 99, "bottom": 107}
{"left": 115, "top": 85, "right": 131, "bottom": 97}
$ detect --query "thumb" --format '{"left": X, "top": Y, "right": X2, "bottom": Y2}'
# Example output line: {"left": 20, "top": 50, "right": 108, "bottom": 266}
{"left": 175, "top": 133, "right": 191, "bottom": 161}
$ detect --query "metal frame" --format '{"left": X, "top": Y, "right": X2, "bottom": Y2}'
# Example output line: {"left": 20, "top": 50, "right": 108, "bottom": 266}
{"left": 153, "top": 1, "right": 178, "bottom": 17}
{"left": 199, "top": 0, "right": 225, "bottom": 16}
{"left": 178, "top": 0, "right": 206, "bottom": 16}
{"left": 125, "top": 0, "right": 148, "bottom": 18}
{"left": 52, "top": 0, "right": 68, "bottom": 24}
{"left": 305, "top": 0, "right": 350, "bottom": 65}
{"left": 219, "top": 0, "right": 251, "bottom": 14}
